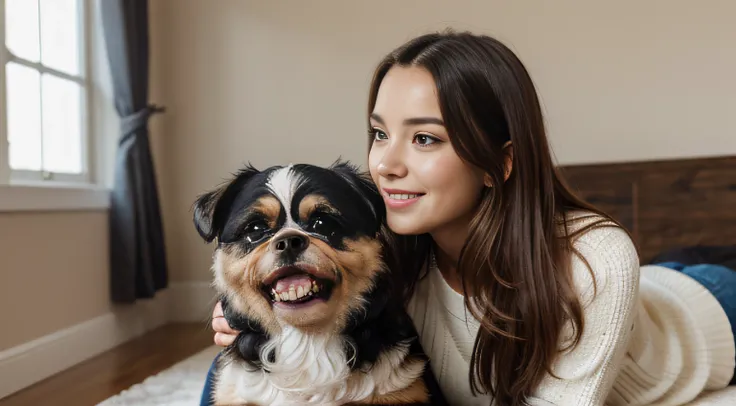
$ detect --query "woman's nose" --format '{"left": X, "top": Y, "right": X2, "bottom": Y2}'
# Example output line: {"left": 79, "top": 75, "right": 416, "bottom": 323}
{"left": 376, "top": 143, "right": 408, "bottom": 179}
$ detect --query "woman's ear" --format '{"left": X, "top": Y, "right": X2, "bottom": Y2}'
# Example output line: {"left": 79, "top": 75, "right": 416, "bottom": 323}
{"left": 483, "top": 173, "right": 493, "bottom": 188}
{"left": 483, "top": 141, "right": 513, "bottom": 187}
{"left": 503, "top": 141, "right": 513, "bottom": 182}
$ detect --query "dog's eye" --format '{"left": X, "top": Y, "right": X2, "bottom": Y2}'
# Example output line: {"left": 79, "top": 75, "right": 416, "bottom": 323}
{"left": 306, "top": 214, "right": 340, "bottom": 238}
{"left": 242, "top": 220, "right": 269, "bottom": 243}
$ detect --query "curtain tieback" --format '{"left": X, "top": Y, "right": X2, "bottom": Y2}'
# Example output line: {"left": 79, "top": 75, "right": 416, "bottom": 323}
{"left": 120, "top": 104, "right": 166, "bottom": 141}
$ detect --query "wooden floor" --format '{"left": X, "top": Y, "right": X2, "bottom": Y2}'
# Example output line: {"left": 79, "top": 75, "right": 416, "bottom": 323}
{"left": 0, "top": 323, "right": 214, "bottom": 406}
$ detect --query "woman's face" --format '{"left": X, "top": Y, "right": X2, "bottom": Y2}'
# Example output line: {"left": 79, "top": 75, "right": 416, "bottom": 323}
{"left": 368, "top": 66, "right": 486, "bottom": 236}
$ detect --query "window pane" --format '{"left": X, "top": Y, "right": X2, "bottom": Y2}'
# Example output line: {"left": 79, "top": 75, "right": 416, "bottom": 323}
{"left": 6, "top": 63, "right": 43, "bottom": 171}
{"left": 42, "top": 75, "right": 83, "bottom": 174}
{"left": 5, "top": 0, "right": 41, "bottom": 62}
{"left": 40, "top": 0, "right": 80, "bottom": 75}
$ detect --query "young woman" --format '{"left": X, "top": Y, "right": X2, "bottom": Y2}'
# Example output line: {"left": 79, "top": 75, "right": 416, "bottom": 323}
{"left": 205, "top": 30, "right": 736, "bottom": 405}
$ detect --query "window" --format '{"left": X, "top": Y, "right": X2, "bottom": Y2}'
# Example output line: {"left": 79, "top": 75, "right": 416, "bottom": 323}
{"left": 1, "top": 0, "right": 91, "bottom": 185}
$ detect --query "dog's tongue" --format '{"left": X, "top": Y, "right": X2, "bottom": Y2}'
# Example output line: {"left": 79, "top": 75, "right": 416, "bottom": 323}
{"left": 274, "top": 274, "right": 313, "bottom": 293}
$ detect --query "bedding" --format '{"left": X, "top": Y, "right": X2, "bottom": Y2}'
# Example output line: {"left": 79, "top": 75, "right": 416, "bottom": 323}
{"left": 650, "top": 245, "right": 736, "bottom": 270}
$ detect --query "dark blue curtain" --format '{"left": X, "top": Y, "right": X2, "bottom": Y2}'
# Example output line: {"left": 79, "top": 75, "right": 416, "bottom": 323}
{"left": 100, "top": 0, "right": 168, "bottom": 302}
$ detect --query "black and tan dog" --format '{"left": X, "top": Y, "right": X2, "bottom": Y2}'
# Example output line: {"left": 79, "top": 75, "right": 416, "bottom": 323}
{"left": 193, "top": 161, "right": 446, "bottom": 405}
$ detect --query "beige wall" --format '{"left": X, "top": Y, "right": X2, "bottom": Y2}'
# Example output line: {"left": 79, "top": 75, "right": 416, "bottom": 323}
{"left": 150, "top": 0, "right": 736, "bottom": 284}
{"left": 0, "top": 212, "right": 112, "bottom": 351}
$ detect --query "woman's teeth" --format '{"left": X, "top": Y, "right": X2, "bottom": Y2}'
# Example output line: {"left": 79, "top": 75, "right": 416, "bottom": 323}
{"left": 388, "top": 193, "right": 420, "bottom": 200}
{"left": 271, "top": 280, "right": 321, "bottom": 302}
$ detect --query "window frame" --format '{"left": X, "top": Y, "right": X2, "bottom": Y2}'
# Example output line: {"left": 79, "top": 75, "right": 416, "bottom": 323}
{"left": 0, "top": 0, "right": 109, "bottom": 212}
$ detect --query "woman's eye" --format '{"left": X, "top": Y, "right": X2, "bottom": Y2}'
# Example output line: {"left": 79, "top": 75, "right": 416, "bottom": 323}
{"left": 307, "top": 215, "right": 340, "bottom": 238}
{"left": 372, "top": 129, "right": 388, "bottom": 141}
{"left": 243, "top": 221, "right": 268, "bottom": 243}
{"left": 414, "top": 134, "right": 437, "bottom": 146}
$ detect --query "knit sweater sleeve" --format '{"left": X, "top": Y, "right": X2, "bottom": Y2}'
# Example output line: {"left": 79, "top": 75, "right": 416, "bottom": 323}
{"left": 528, "top": 224, "right": 640, "bottom": 406}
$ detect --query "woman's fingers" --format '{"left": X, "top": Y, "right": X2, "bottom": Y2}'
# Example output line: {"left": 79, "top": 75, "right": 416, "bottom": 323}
{"left": 212, "top": 301, "right": 240, "bottom": 347}
{"left": 212, "top": 300, "right": 225, "bottom": 319}
{"left": 214, "top": 332, "right": 236, "bottom": 347}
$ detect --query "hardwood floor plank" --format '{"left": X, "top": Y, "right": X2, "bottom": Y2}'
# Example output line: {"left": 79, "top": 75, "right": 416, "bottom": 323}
{"left": 0, "top": 322, "right": 214, "bottom": 406}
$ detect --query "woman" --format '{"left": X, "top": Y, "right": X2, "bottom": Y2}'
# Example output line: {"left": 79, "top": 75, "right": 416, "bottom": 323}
{"left": 205, "top": 30, "right": 736, "bottom": 405}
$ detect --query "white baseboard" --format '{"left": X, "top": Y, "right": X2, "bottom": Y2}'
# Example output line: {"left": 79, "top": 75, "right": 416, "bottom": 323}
{"left": 0, "top": 281, "right": 215, "bottom": 400}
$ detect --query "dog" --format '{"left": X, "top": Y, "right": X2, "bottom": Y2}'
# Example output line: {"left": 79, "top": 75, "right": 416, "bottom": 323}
{"left": 192, "top": 161, "right": 447, "bottom": 406}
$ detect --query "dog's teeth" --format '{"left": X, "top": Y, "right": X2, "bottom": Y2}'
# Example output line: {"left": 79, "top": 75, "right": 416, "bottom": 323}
{"left": 271, "top": 280, "right": 325, "bottom": 303}
{"left": 288, "top": 286, "right": 297, "bottom": 301}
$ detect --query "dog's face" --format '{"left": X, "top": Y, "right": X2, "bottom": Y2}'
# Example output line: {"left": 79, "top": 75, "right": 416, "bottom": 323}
{"left": 193, "top": 162, "right": 387, "bottom": 335}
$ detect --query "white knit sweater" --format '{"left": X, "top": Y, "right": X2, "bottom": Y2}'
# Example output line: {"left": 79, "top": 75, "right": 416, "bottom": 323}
{"left": 406, "top": 215, "right": 735, "bottom": 406}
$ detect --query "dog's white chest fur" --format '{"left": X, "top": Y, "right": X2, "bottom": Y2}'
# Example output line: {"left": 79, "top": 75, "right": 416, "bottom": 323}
{"left": 213, "top": 327, "right": 424, "bottom": 405}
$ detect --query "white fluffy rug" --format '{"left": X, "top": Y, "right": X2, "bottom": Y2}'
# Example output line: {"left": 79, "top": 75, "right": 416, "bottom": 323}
{"left": 691, "top": 386, "right": 736, "bottom": 405}
{"left": 97, "top": 345, "right": 736, "bottom": 405}
{"left": 97, "top": 346, "right": 220, "bottom": 405}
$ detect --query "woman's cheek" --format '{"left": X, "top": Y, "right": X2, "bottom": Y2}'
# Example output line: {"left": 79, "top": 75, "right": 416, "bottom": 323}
{"left": 418, "top": 152, "right": 461, "bottom": 192}
{"left": 428, "top": 152, "right": 485, "bottom": 204}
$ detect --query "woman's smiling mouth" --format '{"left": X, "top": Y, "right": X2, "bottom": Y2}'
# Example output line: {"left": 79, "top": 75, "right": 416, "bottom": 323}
{"left": 382, "top": 188, "right": 425, "bottom": 208}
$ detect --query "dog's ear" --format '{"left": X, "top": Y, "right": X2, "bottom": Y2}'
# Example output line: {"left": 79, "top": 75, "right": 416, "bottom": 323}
{"left": 193, "top": 164, "right": 260, "bottom": 243}
{"left": 329, "top": 159, "right": 385, "bottom": 224}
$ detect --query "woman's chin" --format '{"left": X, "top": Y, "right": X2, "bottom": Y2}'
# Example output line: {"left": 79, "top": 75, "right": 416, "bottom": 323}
{"left": 386, "top": 216, "right": 431, "bottom": 236}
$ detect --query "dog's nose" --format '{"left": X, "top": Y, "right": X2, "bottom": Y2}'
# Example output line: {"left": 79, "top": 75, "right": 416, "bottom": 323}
{"left": 270, "top": 230, "right": 310, "bottom": 255}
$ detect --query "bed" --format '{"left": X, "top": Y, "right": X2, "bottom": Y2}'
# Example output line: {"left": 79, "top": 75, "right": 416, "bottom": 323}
{"left": 560, "top": 154, "right": 736, "bottom": 404}
{"left": 560, "top": 154, "right": 736, "bottom": 263}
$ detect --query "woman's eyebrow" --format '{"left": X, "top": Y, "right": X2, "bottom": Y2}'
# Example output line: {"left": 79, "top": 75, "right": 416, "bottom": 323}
{"left": 369, "top": 113, "right": 386, "bottom": 125}
{"left": 403, "top": 117, "right": 444, "bottom": 126}
{"left": 370, "top": 112, "right": 444, "bottom": 126}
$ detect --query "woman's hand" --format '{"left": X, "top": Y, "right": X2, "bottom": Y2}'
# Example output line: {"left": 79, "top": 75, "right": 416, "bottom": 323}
{"left": 212, "top": 301, "right": 240, "bottom": 346}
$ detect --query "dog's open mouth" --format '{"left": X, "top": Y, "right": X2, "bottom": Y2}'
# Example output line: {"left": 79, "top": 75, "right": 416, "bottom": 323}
{"left": 261, "top": 265, "right": 335, "bottom": 306}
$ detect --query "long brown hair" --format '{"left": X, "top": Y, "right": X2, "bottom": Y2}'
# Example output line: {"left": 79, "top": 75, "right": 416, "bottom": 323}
{"left": 367, "top": 30, "right": 629, "bottom": 405}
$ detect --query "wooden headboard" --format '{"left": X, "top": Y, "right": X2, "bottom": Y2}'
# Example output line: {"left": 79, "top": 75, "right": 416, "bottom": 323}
{"left": 559, "top": 155, "right": 736, "bottom": 263}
